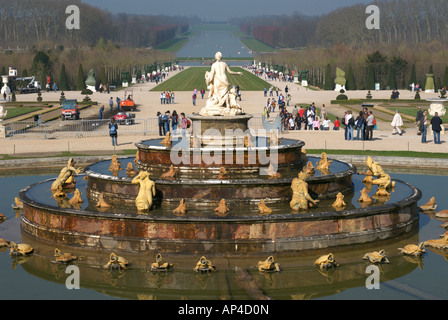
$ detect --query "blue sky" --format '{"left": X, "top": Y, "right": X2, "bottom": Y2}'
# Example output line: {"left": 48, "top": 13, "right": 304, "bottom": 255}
{"left": 81, "top": 0, "right": 373, "bottom": 20}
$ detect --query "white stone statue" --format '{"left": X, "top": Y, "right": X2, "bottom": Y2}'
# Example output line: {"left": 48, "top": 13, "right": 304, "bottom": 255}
{"left": 199, "top": 51, "right": 244, "bottom": 116}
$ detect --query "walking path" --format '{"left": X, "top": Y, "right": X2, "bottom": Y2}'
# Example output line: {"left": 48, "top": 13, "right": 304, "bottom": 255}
{"left": 1, "top": 67, "right": 447, "bottom": 160}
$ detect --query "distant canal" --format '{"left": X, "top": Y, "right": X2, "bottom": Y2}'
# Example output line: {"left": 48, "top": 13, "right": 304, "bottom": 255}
{"left": 176, "top": 25, "right": 253, "bottom": 60}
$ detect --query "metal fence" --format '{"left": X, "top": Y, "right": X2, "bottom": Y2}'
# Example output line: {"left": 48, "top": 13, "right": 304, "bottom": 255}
{"left": 4, "top": 114, "right": 265, "bottom": 139}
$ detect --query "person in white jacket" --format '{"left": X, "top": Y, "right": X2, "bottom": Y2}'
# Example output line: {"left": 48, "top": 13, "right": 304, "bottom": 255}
{"left": 391, "top": 110, "right": 403, "bottom": 135}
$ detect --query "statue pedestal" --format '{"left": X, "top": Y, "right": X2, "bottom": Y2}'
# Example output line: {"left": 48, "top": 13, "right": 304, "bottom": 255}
{"left": 427, "top": 98, "right": 447, "bottom": 117}
{"left": 335, "top": 84, "right": 346, "bottom": 92}
{"left": 301, "top": 80, "right": 308, "bottom": 87}
{"left": 0, "top": 123, "right": 6, "bottom": 138}
{"left": 132, "top": 77, "right": 137, "bottom": 84}
{"left": 122, "top": 82, "right": 129, "bottom": 88}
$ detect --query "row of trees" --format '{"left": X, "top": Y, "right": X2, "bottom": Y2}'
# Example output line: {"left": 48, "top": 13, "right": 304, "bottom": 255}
{"left": 255, "top": 42, "right": 448, "bottom": 91}
{"left": 2, "top": 46, "right": 175, "bottom": 91}
{"left": 235, "top": 0, "right": 448, "bottom": 49}
{"left": 0, "top": 0, "right": 195, "bottom": 48}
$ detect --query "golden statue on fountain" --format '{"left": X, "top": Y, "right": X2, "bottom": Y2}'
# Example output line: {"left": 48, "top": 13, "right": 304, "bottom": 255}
{"left": 290, "top": 171, "right": 319, "bottom": 211}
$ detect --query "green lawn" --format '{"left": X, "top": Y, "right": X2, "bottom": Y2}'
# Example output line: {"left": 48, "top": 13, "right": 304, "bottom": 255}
{"left": 5, "top": 107, "right": 42, "bottom": 120}
{"left": 385, "top": 106, "right": 448, "bottom": 123}
{"left": 151, "top": 67, "right": 271, "bottom": 92}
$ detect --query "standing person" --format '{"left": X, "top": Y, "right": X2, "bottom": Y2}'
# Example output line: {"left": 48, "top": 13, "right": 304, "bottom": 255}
{"left": 192, "top": 92, "right": 197, "bottom": 106}
{"left": 171, "top": 91, "right": 175, "bottom": 104}
{"left": 356, "top": 111, "right": 365, "bottom": 141}
{"left": 421, "top": 110, "right": 428, "bottom": 143}
{"left": 99, "top": 105, "right": 104, "bottom": 119}
{"left": 322, "top": 117, "right": 331, "bottom": 131}
{"left": 366, "top": 111, "right": 375, "bottom": 140}
{"left": 109, "top": 97, "right": 114, "bottom": 112}
{"left": 163, "top": 110, "right": 171, "bottom": 134}
{"left": 346, "top": 111, "right": 354, "bottom": 140}
{"left": 116, "top": 97, "right": 121, "bottom": 111}
{"left": 416, "top": 106, "right": 424, "bottom": 135}
{"left": 53, "top": 82, "right": 58, "bottom": 92}
{"left": 109, "top": 118, "right": 118, "bottom": 146}
{"left": 157, "top": 111, "right": 165, "bottom": 136}
{"left": 160, "top": 92, "right": 165, "bottom": 104}
{"left": 180, "top": 112, "right": 188, "bottom": 138}
{"left": 430, "top": 112, "right": 443, "bottom": 144}
{"left": 171, "top": 110, "right": 179, "bottom": 134}
{"left": 200, "top": 88, "right": 205, "bottom": 99}
{"left": 320, "top": 104, "right": 327, "bottom": 120}
{"left": 391, "top": 110, "right": 403, "bottom": 136}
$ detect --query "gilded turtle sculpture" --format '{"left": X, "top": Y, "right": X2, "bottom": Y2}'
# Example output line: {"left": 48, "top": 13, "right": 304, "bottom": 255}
{"left": 194, "top": 256, "right": 216, "bottom": 272}
{"left": 257, "top": 256, "right": 280, "bottom": 272}
{"left": 435, "top": 210, "right": 448, "bottom": 219}
{"left": 363, "top": 250, "right": 390, "bottom": 264}
{"left": 104, "top": 253, "right": 128, "bottom": 270}
{"left": 423, "top": 235, "right": 448, "bottom": 250}
{"left": 314, "top": 253, "right": 339, "bottom": 270}
{"left": 398, "top": 243, "right": 425, "bottom": 257}
{"left": 420, "top": 197, "right": 437, "bottom": 211}
{"left": 54, "top": 248, "right": 78, "bottom": 263}
{"left": 0, "top": 212, "right": 6, "bottom": 221}
{"left": 12, "top": 197, "right": 23, "bottom": 210}
{"left": 150, "top": 253, "right": 173, "bottom": 271}
{"left": 0, "top": 238, "right": 10, "bottom": 248}
{"left": 9, "top": 242, "right": 34, "bottom": 257}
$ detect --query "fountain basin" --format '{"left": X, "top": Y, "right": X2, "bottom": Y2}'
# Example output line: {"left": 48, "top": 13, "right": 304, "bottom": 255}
{"left": 19, "top": 176, "right": 421, "bottom": 255}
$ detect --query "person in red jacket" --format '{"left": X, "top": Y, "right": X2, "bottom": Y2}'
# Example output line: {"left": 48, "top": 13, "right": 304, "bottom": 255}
{"left": 333, "top": 117, "right": 341, "bottom": 131}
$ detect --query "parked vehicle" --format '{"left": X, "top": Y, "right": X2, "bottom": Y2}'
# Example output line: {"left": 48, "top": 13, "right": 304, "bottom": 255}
{"left": 120, "top": 90, "right": 137, "bottom": 111}
{"left": 114, "top": 112, "right": 135, "bottom": 125}
{"left": 61, "top": 99, "right": 80, "bottom": 120}
{"left": 14, "top": 77, "right": 42, "bottom": 94}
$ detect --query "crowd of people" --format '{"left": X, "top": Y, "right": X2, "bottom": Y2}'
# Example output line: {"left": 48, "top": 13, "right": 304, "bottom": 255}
{"left": 160, "top": 91, "right": 175, "bottom": 104}
{"left": 157, "top": 110, "right": 190, "bottom": 138}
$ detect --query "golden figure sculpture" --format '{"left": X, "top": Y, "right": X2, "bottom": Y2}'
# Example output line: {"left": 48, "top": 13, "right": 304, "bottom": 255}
{"left": 265, "top": 163, "right": 282, "bottom": 179}
{"left": 51, "top": 158, "right": 83, "bottom": 191}
{"left": 303, "top": 161, "right": 315, "bottom": 178}
{"left": 108, "top": 155, "right": 123, "bottom": 176}
{"left": 194, "top": 256, "right": 216, "bottom": 272}
{"left": 244, "top": 134, "right": 255, "bottom": 148}
{"left": 0, "top": 212, "right": 6, "bottom": 221}
{"left": 331, "top": 192, "right": 346, "bottom": 210}
{"left": 267, "top": 130, "right": 281, "bottom": 146}
{"left": 131, "top": 171, "right": 156, "bottom": 212}
{"left": 290, "top": 171, "right": 319, "bottom": 211}
{"left": 126, "top": 162, "right": 139, "bottom": 178}
{"left": 359, "top": 169, "right": 374, "bottom": 185}
{"left": 257, "top": 256, "right": 280, "bottom": 272}
{"left": 358, "top": 187, "right": 373, "bottom": 204}
{"left": 160, "top": 131, "right": 172, "bottom": 147}
{"left": 161, "top": 164, "right": 179, "bottom": 179}
{"left": 365, "top": 156, "right": 395, "bottom": 190}
{"left": 173, "top": 199, "right": 187, "bottom": 216}
{"left": 214, "top": 199, "right": 230, "bottom": 217}
{"left": 258, "top": 199, "right": 273, "bottom": 215}
{"left": 68, "top": 189, "right": 83, "bottom": 206}
{"left": 96, "top": 193, "right": 111, "bottom": 209}
{"left": 316, "top": 152, "right": 332, "bottom": 172}
{"left": 218, "top": 167, "right": 228, "bottom": 180}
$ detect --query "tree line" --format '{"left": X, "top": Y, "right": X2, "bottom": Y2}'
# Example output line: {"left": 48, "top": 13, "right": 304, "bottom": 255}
{"left": 0, "top": 0, "right": 196, "bottom": 48}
